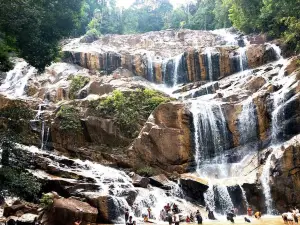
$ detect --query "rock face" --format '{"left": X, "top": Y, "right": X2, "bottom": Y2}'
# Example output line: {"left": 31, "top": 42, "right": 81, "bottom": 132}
{"left": 132, "top": 102, "right": 192, "bottom": 173}
{"left": 41, "top": 198, "right": 98, "bottom": 225}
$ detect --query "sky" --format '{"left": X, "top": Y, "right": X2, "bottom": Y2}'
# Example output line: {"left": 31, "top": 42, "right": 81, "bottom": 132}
{"left": 116, "top": 0, "right": 195, "bottom": 8}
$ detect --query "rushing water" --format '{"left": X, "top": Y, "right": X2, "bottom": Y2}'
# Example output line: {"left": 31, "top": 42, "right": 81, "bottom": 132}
{"left": 260, "top": 152, "right": 274, "bottom": 214}
{"left": 240, "top": 185, "right": 249, "bottom": 209}
{"left": 206, "top": 48, "right": 213, "bottom": 81}
{"left": 239, "top": 47, "right": 247, "bottom": 72}
{"left": 147, "top": 54, "right": 154, "bottom": 82}
{"left": 172, "top": 53, "right": 183, "bottom": 86}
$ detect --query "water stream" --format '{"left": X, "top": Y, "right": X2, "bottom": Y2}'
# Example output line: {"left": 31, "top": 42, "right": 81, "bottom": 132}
{"left": 172, "top": 54, "right": 183, "bottom": 86}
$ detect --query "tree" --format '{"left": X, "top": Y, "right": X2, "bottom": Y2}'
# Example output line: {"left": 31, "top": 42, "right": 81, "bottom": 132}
{"left": 0, "top": 0, "right": 83, "bottom": 72}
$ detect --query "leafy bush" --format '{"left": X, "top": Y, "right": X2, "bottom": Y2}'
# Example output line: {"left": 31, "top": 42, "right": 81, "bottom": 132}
{"left": 40, "top": 193, "right": 54, "bottom": 209}
{"left": 56, "top": 105, "right": 82, "bottom": 132}
{"left": 97, "top": 89, "right": 170, "bottom": 138}
{"left": 0, "top": 167, "right": 41, "bottom": 202}
{"left": 136, "top": 166, "right": 156, "bottom": 177}
{"left": 0, "top": 106, "right": 34, "bottom": 120}
{"left": 69, "top": 75, "right": 90, "bottom": 99}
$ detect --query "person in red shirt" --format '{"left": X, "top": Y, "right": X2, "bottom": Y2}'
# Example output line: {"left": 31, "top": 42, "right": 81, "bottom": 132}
{"left": 186, "top": 216, "right": 191, "bottom": 223}
{"left": 247, "top": 207, "right": 252, "bottom": 216}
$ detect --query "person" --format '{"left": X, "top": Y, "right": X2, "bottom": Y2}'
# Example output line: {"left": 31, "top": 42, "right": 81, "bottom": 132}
{"left": 167, "top": 213, "right": 173, "bottom": 225}
{"left": 173, "top": 214, "right": 179, "bottom": 225}
{"left": 227, "top": 210, "right": 236, "bottom": 223}
{"left": 244, "top": 217, "right": 251, "bottom": 223}
{"left": 160, "top": 209, "right": 166, "bottom": 221}
{"left": 165, "top": 203, "right": 171, "bottom": 213}
{"left": 254, "top": 211, "right": 262, "bottom": 219}
{"left": 293, "top": 208, "right": 299, "bottom": 223}
{"left": 286, "top": 212, "right": 294, "bottom": 225}
{"left": 172, "top": 204, "right": 179, "bottom": 214}
{"left": 208, "top": 210, "right": 216, "bottom": 220}
{"left": 190, "top": 213, "right": 194, "bottom": 222}
{"left": 195, "top": 210, "right": 202, "bottom": 224}
{"left": 74, "top": 221, "right": 81, "bottom": 225}
{"left": 127, "top": 216, "right": 134, "bottom": 225}
{"left": 247, "top": 207, "right": 252, "bottom": 217}
{"left": 147, "top": 207, "right": 151, "bottom": 219}
{"left": 205, "top": 206, "right": 210, "bottom": 212}
{"left": 186, "top": 216, "right": 190, "bottom": 223}
{"left": 125, "top": 209, "right": 129, "bottom": 222}
{"left": 282, "top": 213, "right": 288, "bottom": 224}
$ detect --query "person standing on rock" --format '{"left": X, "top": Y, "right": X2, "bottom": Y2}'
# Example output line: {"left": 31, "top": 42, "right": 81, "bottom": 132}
{"left": 196, "top": 210, "right": 202, "bottom": 224}
{"left": 125, "top": 209, "right": 129, "bottom": 222}
{"left": 167, "top": 213, "right": 173, "bottom": 225}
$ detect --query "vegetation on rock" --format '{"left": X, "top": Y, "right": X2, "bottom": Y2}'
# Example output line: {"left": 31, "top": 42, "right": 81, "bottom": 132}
{"left": 97, "top": 89, "right": 171, "bottom": 138}
{"left": 0, "top": 167, "right": 41, "bottom": 202}
{"left": 40, "top": 193, "right": 54, "bottom": 210}
{"left": 56, "top": 105, "right": 82, "bottom": 132}
{"left": 69, "top": 75, "right": 90, "bottom": 99}
{"left": 136, "top": 166, "right": 157, "bottom": 177}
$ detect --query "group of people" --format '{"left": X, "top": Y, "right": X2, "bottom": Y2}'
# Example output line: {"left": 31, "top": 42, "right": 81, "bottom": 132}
{"left": 282, "top": 208, "right": 300, "bottom": 224}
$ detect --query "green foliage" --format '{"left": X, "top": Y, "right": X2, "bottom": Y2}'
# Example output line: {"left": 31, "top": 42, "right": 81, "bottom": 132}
{"left": 69, "top": 75, "right": 90, "bottom": 99}
{"left": 0, "top": 167, "right": 41, "bottom": 202}
{"left": 40, "top": 193, "right": 54, "bottom": 209}
{"left": 97, "top": 89, "right": 170, "bottom": 138}
{"left": 136, "top": 166, "right": 156, "bottom": 177}
{"left": 0, "top": 106, "right": 34, "bottom": 120}
{"left": 0, "top": 0, "right": 83, "bottom": 71}
{"left": 56, "top": 105, "right": 82, "bottom": 132}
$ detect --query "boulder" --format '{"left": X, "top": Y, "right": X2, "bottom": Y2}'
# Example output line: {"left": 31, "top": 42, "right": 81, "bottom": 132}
{"left": 132, "top": 102, "right": 192, "bottom": 173}
{"left": 149, "top": 174, "right": 172, "bottom": 190}
{"left": 180, "top": 173, "right": 209, "bottom": 204}
{"left": 132, "top": 174, "right": 150, "bottom": 188}
{"left": 17, "top": 213, "right": 37, "bottom": 225}
{"left": 42, "top": 198, "right": 98, "bottom": 225}
{"left": 84, "top": 193, "right": 129, "bottom": 224}
{"left": 3, "top": 202, "right": 38, "bottom": 218}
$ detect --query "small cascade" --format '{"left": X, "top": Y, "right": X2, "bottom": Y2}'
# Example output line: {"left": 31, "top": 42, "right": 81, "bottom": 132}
{"left": 172, "top": 54, "right": 183, "bottom": 86}
{"left": 0, "top": 60, "right": 36, "bottom": 97}
{"left": 147, "top": 54, "right": 154, "bottom": 82}
{"left": 191, "top": 101, "right": 229, "bottom": 168}
{"left": 205, "top": 48, "right": 213, "bottom": 81}
{"left": 215, "top": 185, "right": 234, "bottom": 214}
{"left": 238, "top": 98, "right": 258, "bottom": 145}
{"left": 239, "top": 47, "right": 247, "bottom": 72}
{"left": 260, "top": 152, "right": 275, "bottom": 214}
{"left": 269, "top": 44, "right": 283, "bottom": 60}
{"left": 240, "top": 185, "right": 249, "bottom": 209}
{"left": 271, "top": 93, "right": 285, "bottom": 143}
{"left": 204, "top": 184, "right": 215, "bottom": 211}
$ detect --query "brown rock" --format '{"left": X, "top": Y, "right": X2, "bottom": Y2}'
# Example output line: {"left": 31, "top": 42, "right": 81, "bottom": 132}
{"left": 132, "top": 102, "right": 192, "bottom": 173}
{"left": 244, "top": 76, "right": 266, "bottom": 92}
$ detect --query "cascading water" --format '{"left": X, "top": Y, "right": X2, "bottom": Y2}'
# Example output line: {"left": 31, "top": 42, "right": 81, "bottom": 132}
{"left": 172, "top": 54, "right": 183, "bottom": 86}
{"left": 240, "top": 185, "right": 249, "bottom": 209}
{"left": 205, "top": 48, "right": 213, "bottom": 81}
{"left": 147, "top": 54, "right": 154, "bottom": 82}
{"left": 0, "top": 60, "right": 36, "bottom": 97}
{"left": 204, "top": 185, "right": 215, "bottom": 211}
{"left": 239, "top": 47, "right": 247, "bottom": 72}
{"left": 260, "top": 152, "right": 275, "bottom": 214}
{"left": 238, "top": 98, "right": 258, "bottom": 145}
{"left": 215, "top": 185, "right": 234, "bottom": 214}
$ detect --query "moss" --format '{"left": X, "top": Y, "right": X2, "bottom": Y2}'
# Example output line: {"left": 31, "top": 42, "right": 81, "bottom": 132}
{"left": 56, "top": 105, "right": 82, "bottom": 133}
{"left": 136, "top": 166, "right": 157, "bottom": 177}
{"left": 96, "top": 89, "right": 171, "bottom": 138}
{"left": 69, "top": 75, "right": 90, "bottom": 99}
{"left": 0, "top": 105, "right": 34, "bottom": 120}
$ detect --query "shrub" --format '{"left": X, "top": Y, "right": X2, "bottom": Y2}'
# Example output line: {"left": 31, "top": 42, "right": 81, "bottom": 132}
{"left": 136, "top": 166, "right": 156, "bottom": 177}
{"left": 0, "top": 167, "right": 41, "bottom": 202}
{"left": 69, "top": 75, "right": 90, "bottom": 99}
{"left": 40, "top": 193, "right": 54, "bottom": 210}
{"left": 56, "top": 105, "right": 82, "bottom": 132}
{"left": 97, "top": 89, "right": 171, "bottom": 138}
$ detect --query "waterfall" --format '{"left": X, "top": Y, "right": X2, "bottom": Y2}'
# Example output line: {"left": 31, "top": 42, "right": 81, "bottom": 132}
{"left": 205, "top": 48, "right": 213, "bottom": 81}
{"left": 172, "top": 54, "right": 183, "bottom": 86}
{"left": 147, "top": 54, "right": 154, "bottom": 82}
{"left": 215, "top": 185, "right": 234, "bottom": 214}
{"left": 260, "top": 152, "right": 275, "bottom": 214}
{"left": 271, "top": 93, "right": 285, "bottom": 143}
{"left": 239, "top": 47, "right": 247, "bottom": 72}
{"left": 240, "top": 185, "right": 249, "bottom": 210}
{"left": 191, "top": 101, "right": 228, "bottom": 167}
{"left": 238, "top": 98, "right": 258, "bottom": 145}
{"left": 269, "top": 44, "right": 283, "bottom": 60}
{"left": 0, "top": 60, "right": 36, "bottom": 97}
{"left": 204, "top": 184, "right": 215, "bottom": 211}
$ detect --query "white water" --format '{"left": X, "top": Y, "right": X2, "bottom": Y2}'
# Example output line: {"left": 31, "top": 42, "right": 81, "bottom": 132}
{"left": 204, "top": 184, "right": 216, "bottom": 211}
{"left": 147, "top": 54, "right": 154, "bottom": 82}
{"left": 215, "top": 185, "right": 234, "bottom": 214}
{"left": 239, "top": 47, "right": 247, "bottom": 72}
{"left": 0, "top": 60, "right": 36, "bottom": 97}
{"left": 238, "top": 98, "right": 257, "bottom": 145}
{"left": 206, "top": 48, "right": 213, "bottom": 81}
{"left": 240, "top": 185, "right": 249, "bottom": 209}
{"left": 172, "top": 53, "right": 183, "bottom": 86}
{"left": 260, "top": 152, "right": 274, "bottom": 214}
{"left": 211, "top": 29, "right": 239, "bottom": 46}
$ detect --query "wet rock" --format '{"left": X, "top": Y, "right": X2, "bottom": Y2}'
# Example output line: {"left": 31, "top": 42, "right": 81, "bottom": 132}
{"left": 84, "top": 193, "right": 128, "bottom": 224}
{"left": 42, "top": 198, "right": 98, "bottom": 225}
{"left": 17, "top": 213, "right": 37, "bottom": 225}
{"left": 132, "top": 174, "right": 150, "bottom": 188}
{"left": 149, "top": 174, "right": 172, "bottom": 190}
{"left": 118, "top": 189, "right": 138, "bottom": 206}
{"left": 3, "top": 201, "right": 38, "bottom": 218}
{"left": 244, "top": 76, "right": 266, "bottom": 93}
{"left": 180, "top": 173, "right": 209, "bottom": 204}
